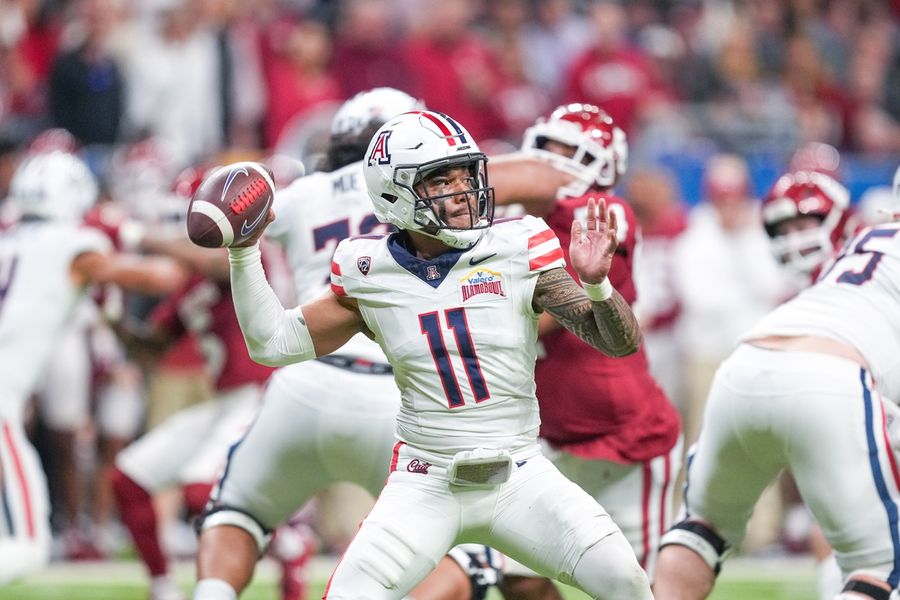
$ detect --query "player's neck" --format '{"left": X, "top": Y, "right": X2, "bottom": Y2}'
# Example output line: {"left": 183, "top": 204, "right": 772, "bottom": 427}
{"left": 405, "top": 230, "right": 454, "bottom": 260}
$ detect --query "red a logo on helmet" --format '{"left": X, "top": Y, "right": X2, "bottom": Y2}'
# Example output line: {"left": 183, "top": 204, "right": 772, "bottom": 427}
{"left": 368, "top": 131, "right": 392, "bottom": 165}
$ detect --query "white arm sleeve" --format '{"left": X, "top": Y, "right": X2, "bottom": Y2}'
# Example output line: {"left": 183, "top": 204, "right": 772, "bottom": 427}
{"left": 228, "top": 244, "right": 316, "bottom": 366}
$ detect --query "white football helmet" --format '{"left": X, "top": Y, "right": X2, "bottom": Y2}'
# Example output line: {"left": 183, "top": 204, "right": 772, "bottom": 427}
{"left": 364, "top": 110, "right": 494, "bottom": 249}
{"left": 8, "top": 150, "right": 99, "bottom": 221}
{"left": 331, "top": 87, "right": 424, "bottom": 137}
{"left": 521, "top": 103, "right": 628, "bottom": 197}
{"left": 323, "top": 87, "right": 425, "bottom": 172}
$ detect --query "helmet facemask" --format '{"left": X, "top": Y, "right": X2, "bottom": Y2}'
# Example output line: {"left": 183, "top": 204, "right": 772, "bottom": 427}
{"left": 763, "top": 171, "right": 851, "bottom": 277}
{"left": 394, "top": 154, "right": 495, "bottom": 248}
{"left": 767, "top": 216, "right": 832, "bottom": 276}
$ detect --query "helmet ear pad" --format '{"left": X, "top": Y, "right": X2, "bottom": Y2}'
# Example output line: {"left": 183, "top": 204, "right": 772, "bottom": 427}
{"left": 364, "top": 111, "right": 495, "bottom": 249}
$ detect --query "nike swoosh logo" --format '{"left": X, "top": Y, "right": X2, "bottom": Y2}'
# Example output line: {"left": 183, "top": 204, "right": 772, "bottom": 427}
{"left": 241, "top": 197, "right": 271, "bottom": 236}
{"left": 468, "top": 253, "right": 497, "bottom": 266}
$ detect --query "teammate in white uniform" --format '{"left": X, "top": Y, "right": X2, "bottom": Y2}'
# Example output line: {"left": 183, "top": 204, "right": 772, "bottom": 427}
{"left": 219, "top": 110, "right": 649, "bottom": 599}
{"left": 0, "top": 150, "right": 186, "bottom": 585}
{"left": 655, "top": 195, "right": 900, "bottom": 597}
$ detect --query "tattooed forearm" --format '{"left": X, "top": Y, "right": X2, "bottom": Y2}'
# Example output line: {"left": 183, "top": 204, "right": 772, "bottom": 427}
{"left": 533, "top": 268, "right": 642, "bottom": 357}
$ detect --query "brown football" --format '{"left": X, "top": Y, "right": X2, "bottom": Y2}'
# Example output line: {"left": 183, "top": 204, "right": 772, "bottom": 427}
{"left": 186, "top": 161, "right": 276, "bottom": 248}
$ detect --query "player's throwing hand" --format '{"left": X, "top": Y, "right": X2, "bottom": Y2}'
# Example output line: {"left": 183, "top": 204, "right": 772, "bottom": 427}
{"left": 569, "top": 196, "right": 618, "bottom": 285}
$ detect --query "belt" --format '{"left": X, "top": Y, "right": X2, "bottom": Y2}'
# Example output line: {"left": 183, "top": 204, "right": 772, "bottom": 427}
{"left": 316, "top": 355, "right": 393, "bottom": 375}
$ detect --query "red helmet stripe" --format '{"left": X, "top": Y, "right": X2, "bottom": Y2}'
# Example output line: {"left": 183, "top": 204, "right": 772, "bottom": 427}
{"left": 409, "top": 111, "right": 460, "bottom": 146}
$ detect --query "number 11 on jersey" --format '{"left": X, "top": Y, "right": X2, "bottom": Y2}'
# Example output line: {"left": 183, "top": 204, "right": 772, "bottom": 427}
{"left": 420, "top": 307, "right": 490, "bottom": 408}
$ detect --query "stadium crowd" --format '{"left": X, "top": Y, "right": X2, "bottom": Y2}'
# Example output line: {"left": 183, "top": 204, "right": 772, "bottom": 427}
{"left": 1, "top": 0, "right": 900, "bottom": 599}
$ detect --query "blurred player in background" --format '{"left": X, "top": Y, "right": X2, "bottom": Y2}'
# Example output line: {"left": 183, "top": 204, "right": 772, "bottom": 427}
{"left": 222, "top": 109, "right": 650, "bottom": 599}
{"left": 655, "top": 173, "right": 900, "bottom": 599}
{"left": 26, "top": 137, "right": 108, "bottom": 557}
{"left": 491, "top": 104, "right": 682, "bottom": 588}
{"left": 0, "top": 150, "right": 187, "bottom": 585}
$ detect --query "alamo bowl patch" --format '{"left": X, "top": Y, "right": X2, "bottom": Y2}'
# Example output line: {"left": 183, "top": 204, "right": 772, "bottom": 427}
{"left": 459, "top": 267, "right": 508, "bottom": 303}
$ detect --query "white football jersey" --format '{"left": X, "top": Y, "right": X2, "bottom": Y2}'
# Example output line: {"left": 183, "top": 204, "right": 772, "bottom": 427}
{"left": 742, "top": 221, "right": 900, "bottom": 401}
{"left": 330, "top": 215, "right": 566, "bottom": 454}
{"left": 267, "top": 160, "right": 393, "bottom": 363}
{"left": 0, "top": 221, "right": 109, "bottom": 419}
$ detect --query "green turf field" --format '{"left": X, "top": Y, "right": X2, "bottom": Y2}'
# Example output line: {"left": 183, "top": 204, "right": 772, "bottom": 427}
{"left": 0, "top": 556, "right": 819, "bottom": 600}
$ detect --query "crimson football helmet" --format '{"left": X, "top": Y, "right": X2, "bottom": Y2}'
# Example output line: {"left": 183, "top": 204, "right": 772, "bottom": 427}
{"left": 521, "top": 103, "right": 628, "bottom": 196}
{"left": 364, "top": 110, "right": 494, "bottom": 249}
{"left": 762, "top": 171, "right": 851, "bottom": 275}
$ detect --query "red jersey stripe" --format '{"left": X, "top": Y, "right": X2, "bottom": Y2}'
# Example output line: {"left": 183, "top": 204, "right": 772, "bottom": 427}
{"left": 330, "top": 283, "right": 347, "bottom": 297}
{"left": 527, "top": 228, "right": 555, "bottom": 248}
{"left": 331, "top": 261, "right": 342, "bottom": 276}
{"left": 529, "top": 247, "right": 564, "bottom": 271}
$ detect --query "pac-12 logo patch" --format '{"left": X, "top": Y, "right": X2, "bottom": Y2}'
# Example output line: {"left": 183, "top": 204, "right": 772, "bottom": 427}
{"left": 459, "top": 268, "right": 507, "bottom": 303}
{"left": 368, "top": 130, "right": 392, "bottom": 165}
{"left": 357, "top": 255, "right": 371, "bottom": 275}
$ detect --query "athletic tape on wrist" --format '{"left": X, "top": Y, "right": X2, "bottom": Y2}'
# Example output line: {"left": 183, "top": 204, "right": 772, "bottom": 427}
{"left": 581, "top": 278, "right": 614, "bottom": 302}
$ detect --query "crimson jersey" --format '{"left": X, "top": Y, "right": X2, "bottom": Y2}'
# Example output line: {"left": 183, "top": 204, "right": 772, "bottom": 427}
{"left": 151, "top": 274, "right": 273, "bottom": 392}
{"left": 535, "top": 193, "right": 681, "bottom": 463}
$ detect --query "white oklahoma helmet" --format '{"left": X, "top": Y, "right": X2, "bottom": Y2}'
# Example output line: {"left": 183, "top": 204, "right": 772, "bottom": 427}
{"left": 364, "top": 110, "right": 495, "bottom": 249}
{"left": 8, "top": 150, "right": 99, "bottom": 221}
{"left": 521, "top": 103, "right": 628, "bottom": 197}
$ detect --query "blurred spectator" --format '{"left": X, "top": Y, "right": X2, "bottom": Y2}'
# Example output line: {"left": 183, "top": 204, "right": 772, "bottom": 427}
{"left": 628, "top": 166, "right": 689, "bottom": 409}
{"left": 845, "top": 17, "right": 900, "bottom": 153}
{"left": 402, "top": 0, "right": 504, "bottom": 141}
{"left": 122, "top": 0, "right": 225, "bottom": 168}
{"left": 701, "top": 18, "right": 798, "bottom": 157}
{"left": 201, "top": 0, "right": 268, "bottom": 151}
{"left": 0, "top": 0, "right": 64, "bottom": 135}
{"left": 671, "top": 153, "right": 791, "bottom": 449}
{"left": 330, "top": 0, "right": 411, "bottom": 96}
{"left": 562, "top": 0, "right": 672, "bottom": 136}
{"left": 261, "top": 19, "right": 341, "bottom": 149}
{"left": 488, "top": 32, "right": 553, "bottom": 142}
{"left": 779, "top": 34, "right": 850, "bottom": 148}
{"left": 48, "top": 0, "right": 126, "bottom": 161}
{"left": 520, "top": 0, "right": 593, "bottom": 95}
{"left": 479, "top": 0, "right": 529, "bottom": 43}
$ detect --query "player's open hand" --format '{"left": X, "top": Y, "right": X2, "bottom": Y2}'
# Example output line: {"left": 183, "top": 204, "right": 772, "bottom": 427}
{"left": 569, "top": 196, "right": 618, "bottom": 284}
